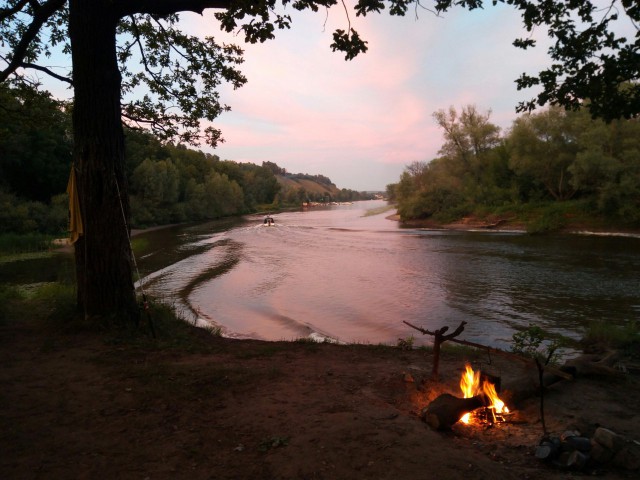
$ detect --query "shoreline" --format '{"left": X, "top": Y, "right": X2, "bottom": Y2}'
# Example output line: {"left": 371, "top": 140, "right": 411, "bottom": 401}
{"left": 387, "top": 213, "right": 640, "bottom": 238}
{"left": 52, "top": 223, "right": 184, "bottom": 254}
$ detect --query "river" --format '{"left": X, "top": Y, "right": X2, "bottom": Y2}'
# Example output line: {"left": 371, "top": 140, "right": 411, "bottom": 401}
{"left": 131, "top": 200, "right": 640, "bottom": 349}
{"left": 3, "top": 200, "right": 638, "bottom": 350}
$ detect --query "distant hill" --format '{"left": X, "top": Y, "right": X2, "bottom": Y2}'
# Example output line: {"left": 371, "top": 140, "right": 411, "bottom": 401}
{"left": 272, "top": 170, "right": 377, "bottom": 203}
{"left": 275, "top": 175, "right": 341, "bottom": 197}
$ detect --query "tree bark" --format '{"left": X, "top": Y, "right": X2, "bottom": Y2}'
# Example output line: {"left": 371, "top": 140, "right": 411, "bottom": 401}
{"left": 69, "top": 0, "right": 139, "bottom": 322}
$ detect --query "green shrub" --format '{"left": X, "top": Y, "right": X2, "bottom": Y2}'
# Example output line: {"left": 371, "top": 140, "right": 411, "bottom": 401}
{"left": 511, "top": 324, "right": 562, "bottom": 364}
{"left": 581, "top": 320, "right": 640, "bottom": 354}
{"left": 525, "top": 209, "right": 567, "bottom": 234}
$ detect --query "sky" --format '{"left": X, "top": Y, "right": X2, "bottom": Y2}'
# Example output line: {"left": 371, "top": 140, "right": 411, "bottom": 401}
{"left": 180, "top": 4, "right": 554, "bottom": 191}
{"left": 25, "top": 2, "right": 636, "bottom": 192}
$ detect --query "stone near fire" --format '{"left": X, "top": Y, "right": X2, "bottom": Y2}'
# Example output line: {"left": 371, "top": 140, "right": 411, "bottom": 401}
{"left": 591, "top": 427, "right": 640, "bottom": 471}
{"left": 566, "top": 450, "right": 589, "bottom": 470}
{"left": 593, "top": 427, "right": 626, "bottom": 451}
{"left": 612, "top": 441, "right": 640, "bottom": 471}
{"left": 589, "top": 441, "right": 614, "bottom": 464}
{"left": 563, "top": 436, "right": 592, "bottom": 453}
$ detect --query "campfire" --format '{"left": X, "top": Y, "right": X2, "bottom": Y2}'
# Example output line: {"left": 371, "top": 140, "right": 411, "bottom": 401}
{"left": 459, "top": 363, "right": 509, "bottom": 425}
{"left": 422, "top": 363, "right": 512, "bottom": 430}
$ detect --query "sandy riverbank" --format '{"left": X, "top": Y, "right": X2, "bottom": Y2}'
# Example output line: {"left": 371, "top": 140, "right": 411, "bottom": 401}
{"left": 388, "top": 213, "right": 640, "bottom": 238}
{"left": 1, "top": 314, "right": 638, "bottom": 479}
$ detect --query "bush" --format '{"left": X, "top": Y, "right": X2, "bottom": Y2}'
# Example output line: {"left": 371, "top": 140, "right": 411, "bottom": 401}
{"left": 581, "top": 320, "right": 640, "bottom": 355}
{"left": 525, "top": 210, "right": 568, "bottom": 234}
{"left": 0, "top": 232, "right": 55, "bottom": 254}
{"left": 0, "top": 189, "right": 67, "bottom": 235}
{"left": 511, "top": 324, "right": 562, "bottom": 365}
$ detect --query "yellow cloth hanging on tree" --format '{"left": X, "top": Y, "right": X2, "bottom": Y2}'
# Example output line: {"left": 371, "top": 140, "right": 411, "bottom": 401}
{"left": 66, "top": 167, "right": 83, "bottom": 244}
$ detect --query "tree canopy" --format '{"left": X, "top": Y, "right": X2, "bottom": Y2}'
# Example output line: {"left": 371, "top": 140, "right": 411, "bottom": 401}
{"left": 391, "top": 104, "right": 640, "bottom": 230}
{"left": 2, "top": 1, "right": 638, "bottom": 129}
{"left": 434, "top": 0, "right": 640, "bottom": 121}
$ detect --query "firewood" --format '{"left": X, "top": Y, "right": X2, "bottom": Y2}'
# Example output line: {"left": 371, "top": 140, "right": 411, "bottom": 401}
{"left": 501, "top": 365, "right": 576, "bottom": 407}
{"left": 421, "top": 393, "right": 485, "bottom": 430}
{"left": 565, "top": 351, "right": 625, "bottom": 377}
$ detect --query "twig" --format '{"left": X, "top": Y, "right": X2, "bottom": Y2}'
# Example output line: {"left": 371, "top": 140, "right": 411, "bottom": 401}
{"left": 402, "top": 320, "right": 573, "bottom": 381}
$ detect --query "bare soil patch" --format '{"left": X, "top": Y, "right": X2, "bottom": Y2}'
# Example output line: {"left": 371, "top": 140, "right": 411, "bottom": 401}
{"left": 1, "top": 318, "right": 638, "bottom": 479}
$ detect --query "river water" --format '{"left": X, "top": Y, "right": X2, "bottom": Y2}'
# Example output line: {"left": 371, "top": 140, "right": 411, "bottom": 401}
{"left": 131, "top": 200, "right": 640, "bottom": 349}
{"left": 3, "top": 200, "right": 638, "bottom": 349}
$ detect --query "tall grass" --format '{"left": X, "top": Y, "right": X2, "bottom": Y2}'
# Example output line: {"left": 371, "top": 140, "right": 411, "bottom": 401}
{"left": 0, "top": 282, "right": 76, "bottom": 326}
{"left": 0, "top": 233, "right": 56, "bottom": 255}
{"left": 581, "top": 320, "right": 640, "bottom": 355}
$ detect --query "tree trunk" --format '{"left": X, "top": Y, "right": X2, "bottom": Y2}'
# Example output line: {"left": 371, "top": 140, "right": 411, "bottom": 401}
{"left": 69, "top": 0, "right": 139, "bottom": 322}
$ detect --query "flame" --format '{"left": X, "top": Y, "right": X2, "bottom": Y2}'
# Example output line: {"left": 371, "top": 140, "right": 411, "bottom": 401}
{"left": 460, "top": 363, "right": 480, "bottom": 398}
{"left": 482, "top": 381, "right": 509, "bottom": 415}
{"left": 459, "top": 364, "right": 480, "bottom": 424}
{"left": 458, "top": 363, "right": 508, "bottom": 424}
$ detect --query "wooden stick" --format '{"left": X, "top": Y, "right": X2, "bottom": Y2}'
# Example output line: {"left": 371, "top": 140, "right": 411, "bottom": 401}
{"left": 403, "top": 320, "right": 573, "bottom": 381}
{"left": 535, "top": 357, "right": 547, "bottom": 436}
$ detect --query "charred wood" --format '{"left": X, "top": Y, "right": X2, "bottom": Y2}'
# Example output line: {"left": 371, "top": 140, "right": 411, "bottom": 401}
{"left": 421, "top": 394, "right": 485, "bottom": 430}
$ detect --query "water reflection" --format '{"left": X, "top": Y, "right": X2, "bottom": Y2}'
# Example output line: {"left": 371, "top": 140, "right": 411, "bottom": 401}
{"left": 135, "top": 201, "right": 640, "bottom": 349}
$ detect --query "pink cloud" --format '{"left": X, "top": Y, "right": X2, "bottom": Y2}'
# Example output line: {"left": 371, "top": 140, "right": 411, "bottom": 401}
{"left": 180, "top": 5, "right": 562, "bottom": 190}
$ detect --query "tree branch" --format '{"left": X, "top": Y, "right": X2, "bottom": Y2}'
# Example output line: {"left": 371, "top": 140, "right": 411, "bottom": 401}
{"left": 20, "top": 61, "right": 73, "bottom": 85}
{"left": 0, "top": 0, "right": 32, "bottom": 21}
{"left": 116, "top": 0, "right": 232, "bottom": 17}
{"left": 403, "top": 320, "right": 574, "bottom": 380}
{"left": 0, "top": 0, "right": 66, "bottom": 83}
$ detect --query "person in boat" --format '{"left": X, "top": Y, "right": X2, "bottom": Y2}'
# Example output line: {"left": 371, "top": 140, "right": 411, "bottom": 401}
{"left": 263, "top": 215, "right": 275, "bottom": 225}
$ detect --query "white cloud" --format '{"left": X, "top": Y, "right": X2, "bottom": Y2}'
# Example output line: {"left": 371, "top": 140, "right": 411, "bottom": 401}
{"left": 180, "top": 5, "right": 556, "bottom": 190}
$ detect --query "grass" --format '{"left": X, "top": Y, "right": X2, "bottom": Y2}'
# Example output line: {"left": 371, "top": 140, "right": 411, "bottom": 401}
{"left": 581, "top": 320, "right": 640, "bottom": 356}
{"left": 363, "top": 204, "right": 395, "bottom": 217}
{"left": 0, "top": 232, "right": 57, "bottom": 256}
{"left": 0, "top": 282, "right": 76, "bottom": 327}
{"left": 0, "top": 284, "right": 24, "bottom": 325}
{"left": 130, "top": 236, "right": 150, "bottom": 254}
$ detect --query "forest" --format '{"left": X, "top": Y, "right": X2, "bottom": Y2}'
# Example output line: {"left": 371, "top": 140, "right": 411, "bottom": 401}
{"left": 0, "top": 84, "right": 371, "bottom": 236}
{"left": 387, "top": 104, "right": 640, "bottom": 233}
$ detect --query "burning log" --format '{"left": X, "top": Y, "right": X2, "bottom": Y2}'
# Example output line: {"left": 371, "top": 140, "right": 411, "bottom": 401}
{"left": 422, "top": 393, "right": 485, "bottom": 430}
{"left": 422, "top": 363, "right": 511, "bottom": 431}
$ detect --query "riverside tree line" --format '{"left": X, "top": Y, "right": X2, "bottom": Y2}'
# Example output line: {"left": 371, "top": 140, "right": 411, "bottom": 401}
{"left": 387, "top": 105, "right": 640, "bottom": 232}
{"left": 0, "top": 84, "right": 370, "bottom": 236}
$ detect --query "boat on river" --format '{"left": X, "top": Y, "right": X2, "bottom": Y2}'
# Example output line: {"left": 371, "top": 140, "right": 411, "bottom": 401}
{"left": 263, "top": 216, "right": 275, "bottom": 226}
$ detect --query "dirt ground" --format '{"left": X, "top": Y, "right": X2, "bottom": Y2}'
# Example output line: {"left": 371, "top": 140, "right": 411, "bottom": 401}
{"left": 1, "top": 316, "right": 639, "bottom": 480}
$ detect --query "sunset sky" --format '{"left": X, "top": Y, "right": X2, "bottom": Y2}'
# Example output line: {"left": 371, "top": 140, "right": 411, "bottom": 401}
{"left": 31, "top": 3, "right": 632, "bottom": 192}
{"left": 183, "top": 4, "right": 554, "bottom": 191}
